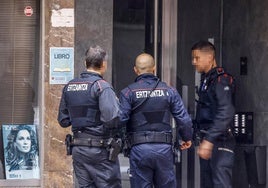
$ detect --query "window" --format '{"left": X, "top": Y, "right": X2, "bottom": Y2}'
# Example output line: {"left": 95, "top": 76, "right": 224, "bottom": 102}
{"left": 0, "top": 0, "right": 40, "bottom": 184}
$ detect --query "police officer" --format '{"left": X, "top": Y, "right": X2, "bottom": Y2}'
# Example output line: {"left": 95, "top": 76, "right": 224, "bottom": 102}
{"left": 192, "top": 41, "right": 236, "bottom": 188}
{"left": 119, "top": 53, "right": 193, "bottom": 188}
{"left": 58, "top": 45, "right": 122, "bottom": 188}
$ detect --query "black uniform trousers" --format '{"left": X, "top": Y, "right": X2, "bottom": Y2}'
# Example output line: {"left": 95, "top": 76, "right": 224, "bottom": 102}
{"left": 200, "top": 137, "right": 235, "bottom": 188}
{"left": 72, "top": 146, "right": 121, "bottom": 188}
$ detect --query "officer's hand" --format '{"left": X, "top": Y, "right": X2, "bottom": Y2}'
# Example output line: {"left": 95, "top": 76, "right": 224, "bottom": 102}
{"left": 197, "top": 140, "right": 213, "bottom": 160}
{"left": 180, "top": 140, "right": 192, "bottom": 150}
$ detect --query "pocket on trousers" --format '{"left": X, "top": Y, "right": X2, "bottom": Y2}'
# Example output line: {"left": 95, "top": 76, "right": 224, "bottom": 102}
{"left": 216, "top": 147, "right": 234, "bottom": 168}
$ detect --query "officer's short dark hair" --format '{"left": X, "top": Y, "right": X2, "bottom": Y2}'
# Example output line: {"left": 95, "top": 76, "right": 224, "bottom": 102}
{"left": 191, "top": 40, "right": 216, "bottom": 56}
{"left": 85, "top": 45, "right": 107, "bottom": 69}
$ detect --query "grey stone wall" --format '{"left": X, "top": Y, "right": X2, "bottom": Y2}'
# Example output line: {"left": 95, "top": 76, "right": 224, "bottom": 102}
{"left": 75, "top": 0, "right": 113, "bottom": 82}
{"left": 223, "top": 0, "right": 268, "bottom": 139}
{"left": 223, "top": 1, "right": 267, "bottom": 187}
{"left": 44, "top": 0, "right": 74, "bottom": 187}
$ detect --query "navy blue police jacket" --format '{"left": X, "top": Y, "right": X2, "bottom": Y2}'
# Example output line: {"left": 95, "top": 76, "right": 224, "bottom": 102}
{"left": 119, "top": 73, "right": 193, "bottom": 142}
{"left": 196, "top": 67, "right": 235, "bottom": 144}
{"left": 58, "top": 71, "right": 120, "bottom": 137}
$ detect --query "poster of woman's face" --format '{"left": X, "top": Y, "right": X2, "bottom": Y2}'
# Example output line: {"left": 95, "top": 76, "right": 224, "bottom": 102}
{"left": 2, "top": 124, "right": 40, "bottom": 179}
{"left": 15, "top": 129, "right": 32, "bottom": 153}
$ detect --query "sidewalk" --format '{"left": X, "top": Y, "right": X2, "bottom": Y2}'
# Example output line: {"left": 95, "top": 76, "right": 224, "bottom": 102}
{"left": 119, "top": 154, "right": 130, "bottom": 188}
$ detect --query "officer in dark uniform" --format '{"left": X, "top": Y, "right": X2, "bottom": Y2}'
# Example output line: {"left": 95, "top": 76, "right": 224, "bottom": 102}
{"left": 119, "top": 53, "right": 193, "bottom": 188}
{"left": 58, "top": 45, "right": 122, "bottom": 188}
{"left": 191, "top": 41, "right": 236, "bottom": 188}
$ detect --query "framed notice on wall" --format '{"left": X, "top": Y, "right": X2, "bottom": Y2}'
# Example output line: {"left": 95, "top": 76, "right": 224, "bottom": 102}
{"left": 2, "top": 124, "right": 40, "bottom": 179}
{"left": 50, "top": 47, "right": 74, "bottom": 84}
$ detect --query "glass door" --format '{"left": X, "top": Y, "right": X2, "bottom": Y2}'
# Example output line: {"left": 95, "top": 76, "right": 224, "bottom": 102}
{"left": 112, "top": 0, "right": 162, "bottom": 94}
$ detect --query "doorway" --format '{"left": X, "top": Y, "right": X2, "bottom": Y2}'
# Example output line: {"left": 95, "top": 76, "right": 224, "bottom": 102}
{"left": 112, "top": 0, "right": 162, "bottom": 94}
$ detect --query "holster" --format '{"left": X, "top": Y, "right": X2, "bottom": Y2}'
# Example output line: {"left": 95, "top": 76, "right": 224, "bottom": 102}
{"left": 192, "top": 120, "right": 203, "bottom": 146}
{"left": 193, "top": 129, "right": 201, "bottom": 146}
{"left": 65, "top": 134, "right": 73, "bottom": 155}
{"left": 173, "top": 146, "right": 181, "bottom": 164}
{"left": 122, "top": 136, "right": 131, "bottom": 158}
{"left": 107, "top": 138, "right": 122, "bottom": 162}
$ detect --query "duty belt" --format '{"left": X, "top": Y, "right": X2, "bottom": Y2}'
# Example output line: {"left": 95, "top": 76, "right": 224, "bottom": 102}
{"left": 129, "top": 131, "right": 172, "bottom": 147}
{"left": 72, "top": 138, "right": 109, "bottom": 147}
{"left": 72, "top": 131, "right": 109, "bottom": 148}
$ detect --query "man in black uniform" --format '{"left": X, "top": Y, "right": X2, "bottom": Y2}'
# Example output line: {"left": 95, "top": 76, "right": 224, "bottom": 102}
{"left": 119, "top": 53, "right": 193, "bottom": 188}
{"left": 58, "top": 45, "right": 122, "bottom": 188}
{"left": 192, "top": 41, "right": 236, "bottom": 188}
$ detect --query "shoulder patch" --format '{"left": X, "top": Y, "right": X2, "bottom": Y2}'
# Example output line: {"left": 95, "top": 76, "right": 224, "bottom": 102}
{"left": 95, "top": 79, "right": 111, "bottom": 92}
{"left": 217, "top": 73, "right": 234, "bottom": 85}
{"left": 216, "top": 67, "right": 224, "bottom": 75}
